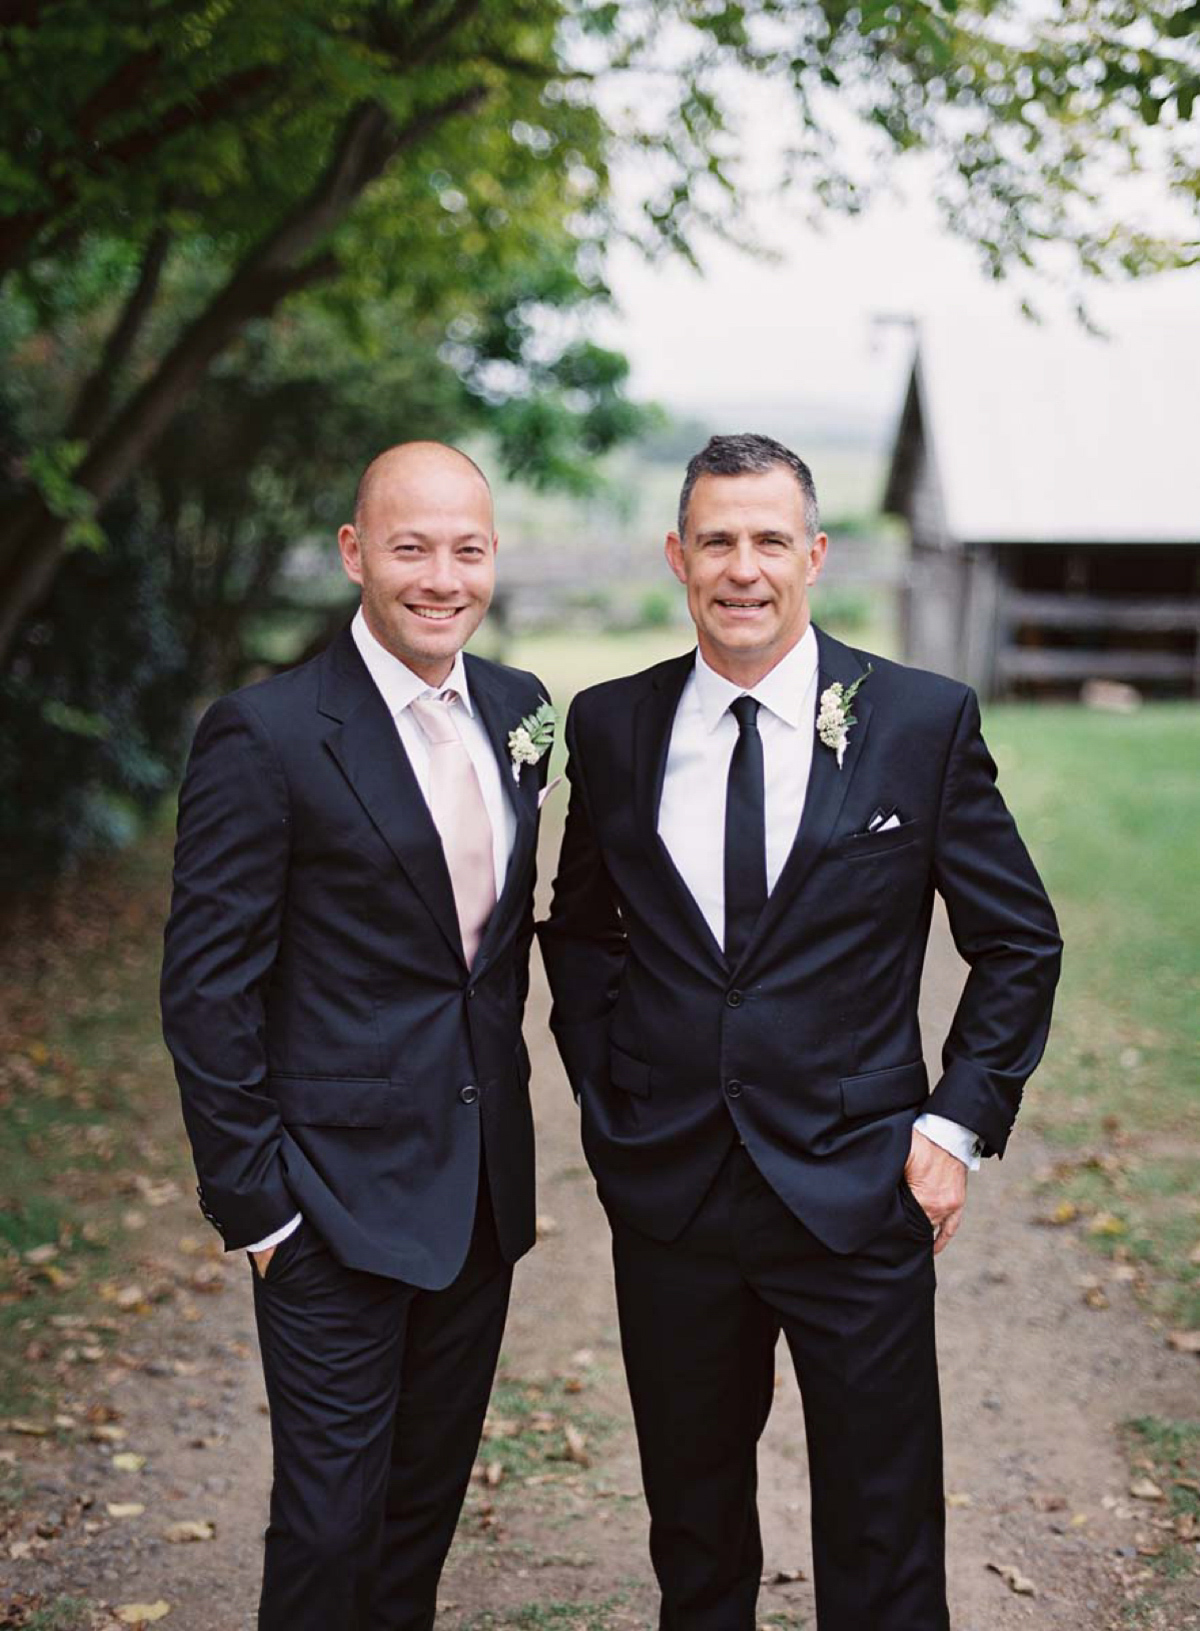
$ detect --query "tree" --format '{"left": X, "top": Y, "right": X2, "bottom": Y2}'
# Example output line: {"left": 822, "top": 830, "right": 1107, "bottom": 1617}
{"left": 2, "top": 0, "right": 1196, "bottom": 660}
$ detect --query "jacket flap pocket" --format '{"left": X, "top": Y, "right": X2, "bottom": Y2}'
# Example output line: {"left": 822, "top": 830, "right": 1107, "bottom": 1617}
{"left": 840, "top": 1060, "right": 928, "bottom": 1118}
{"left": 609, "top": 1045, "right": 652, "bottom": 1098}
{"left": 267, "top": 1075, "right": 395, "bottom": 1127}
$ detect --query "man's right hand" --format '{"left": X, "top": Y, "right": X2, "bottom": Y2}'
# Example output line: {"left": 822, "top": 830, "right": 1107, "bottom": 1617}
{"left": 250, "top": 1245, "right": 276, "bottom": 1278}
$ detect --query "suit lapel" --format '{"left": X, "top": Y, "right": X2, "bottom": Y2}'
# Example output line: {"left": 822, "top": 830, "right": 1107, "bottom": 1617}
{"left": 735, "top": 626, "right": 874, "bottom": 970}
{"left": 464, "top": 656, "right": 538, "bottom": 969}
{"left": 633, "top": 653, "right": 729, "bottom": 973}
{"left": 318, "top": 627, "right": 465, "bottom": 968}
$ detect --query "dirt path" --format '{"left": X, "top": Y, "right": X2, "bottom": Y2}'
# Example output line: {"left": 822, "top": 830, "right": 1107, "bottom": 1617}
{"left": 5, "top": 909, "right": 1198, "bottom": 1630}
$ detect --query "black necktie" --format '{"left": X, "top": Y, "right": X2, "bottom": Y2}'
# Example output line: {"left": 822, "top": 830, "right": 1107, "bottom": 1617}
{"left": 724, "top": 695, "right": 767, "bottom": 964}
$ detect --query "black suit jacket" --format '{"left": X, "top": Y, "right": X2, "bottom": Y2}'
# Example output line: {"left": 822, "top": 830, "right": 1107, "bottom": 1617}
{"left": 161, "top": 624, "right": 549, "bottom": 1288}
{"left": 538, "top": 627, "right": 1062, "bottom": 1255}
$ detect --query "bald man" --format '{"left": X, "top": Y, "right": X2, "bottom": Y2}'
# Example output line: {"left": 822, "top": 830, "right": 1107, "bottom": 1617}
{"left": 161, "top": 443, "right": 553, "bottom": 1630}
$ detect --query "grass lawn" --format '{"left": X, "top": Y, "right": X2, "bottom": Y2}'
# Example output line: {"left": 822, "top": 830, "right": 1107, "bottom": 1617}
{"left": 981, "top": 701, "right": 1199, "bottom": 1333}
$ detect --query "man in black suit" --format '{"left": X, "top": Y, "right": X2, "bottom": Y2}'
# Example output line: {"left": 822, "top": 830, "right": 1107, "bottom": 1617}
{"left": 539, "top": 434, "right": 1062, "bottom": 1630}
{"left": 161, "top": 442, "right": 551, "bottom": 1630}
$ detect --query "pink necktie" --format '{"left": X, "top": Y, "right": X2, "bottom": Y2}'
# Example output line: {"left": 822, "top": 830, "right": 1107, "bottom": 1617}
{"left": 408, "top": 690, "right": 497, "bottom": 965}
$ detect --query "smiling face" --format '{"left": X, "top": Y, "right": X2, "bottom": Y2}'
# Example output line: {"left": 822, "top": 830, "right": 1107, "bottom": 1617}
{"left": 338, "top": 445, "right": 496, "bottom": 686}
{"left": 665, "top": 465, "right": 827, "bottom": 687}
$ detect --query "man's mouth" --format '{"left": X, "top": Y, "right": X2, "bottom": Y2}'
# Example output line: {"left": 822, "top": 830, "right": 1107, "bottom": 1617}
{"left": 716, "top": 599, "right": 769, "bottom": 611}
{"left": 407, "top": 605, "right": 463, "bottom": 622}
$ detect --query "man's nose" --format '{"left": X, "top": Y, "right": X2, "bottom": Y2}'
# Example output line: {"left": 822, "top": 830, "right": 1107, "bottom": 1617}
{"left": 725, "top": 541, "right": 760, "bottom": 583}
{"left": 421, "top": 550, "right": 460, "bottom": 596}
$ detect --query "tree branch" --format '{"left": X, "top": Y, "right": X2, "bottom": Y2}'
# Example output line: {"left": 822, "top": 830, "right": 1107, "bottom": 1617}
{"left": 65, "top": 227, "right": 171, "bottom": 445}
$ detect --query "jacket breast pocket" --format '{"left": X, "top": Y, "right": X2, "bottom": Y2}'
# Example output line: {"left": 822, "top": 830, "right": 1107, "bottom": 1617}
{"left": 831, "top": 818, "right": 922, "bottom": 860}
{"left": 840, "top": 1060, "right": 928, "bottom": 1119}
{"left": 266, "top": 1074, "right": 398, "bottom": 1127}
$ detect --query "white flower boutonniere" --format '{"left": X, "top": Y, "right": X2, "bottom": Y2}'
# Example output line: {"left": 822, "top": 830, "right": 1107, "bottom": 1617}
{"left": 817, "top": 666, "right": 872, "bottom": 769}
{"left": 508, "top": 699, "right": 558, "bottom": 783}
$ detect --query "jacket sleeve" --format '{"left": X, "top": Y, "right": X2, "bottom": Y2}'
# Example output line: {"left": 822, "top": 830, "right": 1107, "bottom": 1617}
{"left": 536, "top": 699, "right": 628, "bottom": 1099}
{"left": 924, "top": 687, "right": 1063, "bottom": 1156}
{"left": 160, "top": 695, "right": 296, "bottom": 1249}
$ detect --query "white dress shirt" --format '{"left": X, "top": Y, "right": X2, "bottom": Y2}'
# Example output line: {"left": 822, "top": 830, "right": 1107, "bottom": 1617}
{"left": 656, "top": 627, "right": 981, "bottom": 1173}
{"left": 245, "top": 610, "right": 517, "bottom": 1257}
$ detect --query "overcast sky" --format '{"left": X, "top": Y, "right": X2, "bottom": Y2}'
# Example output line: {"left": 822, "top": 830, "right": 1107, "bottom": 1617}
{"left": 597, "top": 101, "right": 1198, "bottom": 441}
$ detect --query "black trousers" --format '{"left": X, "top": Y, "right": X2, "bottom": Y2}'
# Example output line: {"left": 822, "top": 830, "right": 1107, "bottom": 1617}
{"left": 610, "top": 1143, "right": 948, "bottom": 1631}
{"left": 251, "top": 1176, "right": 511, "bottom": 1631}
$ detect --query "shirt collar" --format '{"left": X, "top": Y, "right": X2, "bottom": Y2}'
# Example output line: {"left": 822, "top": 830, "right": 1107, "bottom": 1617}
{"left": 693, "top": 623, "right": 818, "bottom": 734}
{"left": 351, "top": 607, "right": 474, "bottom": 719}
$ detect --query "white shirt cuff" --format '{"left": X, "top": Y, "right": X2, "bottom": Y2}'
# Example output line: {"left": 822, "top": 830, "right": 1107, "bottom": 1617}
{"left": 244, "top": 1213, "right": 302, "bottom": 1254}
{"left": 914, "top": 1113, "right": 982, "bottom": 1171}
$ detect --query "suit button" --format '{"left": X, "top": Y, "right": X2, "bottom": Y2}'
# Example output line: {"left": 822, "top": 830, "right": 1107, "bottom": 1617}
{"left": 459, "top": 1084, "right": 479, "bottom": 1104}
{"left": 467, "top": 987, "right": 477, "bottom": 1000}
{"left": 726, "top": 1079, "right": 743, "bottom": 1098}
{"left": 726, "top": 989, "right": 743, "bottom": 1008}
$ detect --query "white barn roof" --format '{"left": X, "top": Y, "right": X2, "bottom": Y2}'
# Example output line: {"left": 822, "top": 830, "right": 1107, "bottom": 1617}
{"left": 892, "top": 315, "right": 1200, "bottom": 545}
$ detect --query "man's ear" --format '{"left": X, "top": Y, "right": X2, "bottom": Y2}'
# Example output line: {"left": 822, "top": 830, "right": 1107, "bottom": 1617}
{"left": 665, "top": 531, "right": 687, "bottom": 587}
{"left": 338, "top": 524, "right": 364, "bottom": 586}
{"left": 805, "top": 532, "right": 829, "bottom": 586}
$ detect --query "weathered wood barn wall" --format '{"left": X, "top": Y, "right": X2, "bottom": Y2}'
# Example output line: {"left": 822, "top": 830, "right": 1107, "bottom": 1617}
{"left": 883, "top": 320, "right": 1200, "bottom": 699}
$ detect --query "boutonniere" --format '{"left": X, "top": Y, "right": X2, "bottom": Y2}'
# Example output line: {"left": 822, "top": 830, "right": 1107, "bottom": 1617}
{"left": 817, "top": 666, "right": 872, "bottom": 769}
{"left": 508, "top": 699, "right": 558, "bottom": 783}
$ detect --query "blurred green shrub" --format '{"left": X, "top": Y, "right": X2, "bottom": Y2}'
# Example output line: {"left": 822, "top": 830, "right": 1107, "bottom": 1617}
{"left": 637, "top": 588, "right": 675, "bottom": 629}
{"left": 0, "top": 496, "right": 192, "bottom": 889}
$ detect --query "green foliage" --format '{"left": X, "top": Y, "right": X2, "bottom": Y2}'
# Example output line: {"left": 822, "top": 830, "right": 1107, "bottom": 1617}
{"left": 0, "top": 489, "right": 191, "bottom": 886}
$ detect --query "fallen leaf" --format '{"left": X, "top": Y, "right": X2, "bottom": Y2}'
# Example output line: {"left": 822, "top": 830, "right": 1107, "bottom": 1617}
{"left": 106, "top": 1502, "right": 145, "bottom": 1518}
{"left": 481, "top": 1415, "right": 519, "bottom": 1440}
{"left": 987, "top": 1561, "right": 1037, "bottom": 1596}
{"left": 570, "top": 1348, "right": 595, "bottom": 1368}
{"left": 945, "top": 1491, "right": 972, "bottom": 1509}
{"left": 1087, "top": 1212, "right": 1127, "bottom": 1237}
{"left": 483, "top": 1461, "right": 503, "bottom": 1488}
{"left": 762, "top": 1567, "right": 807, "bottom": 1584}
{"left": 164, "top": 1519, "right": 215, "bottom": 1543}
{"left": 116, "top": 1603, "right": 171, "bottom": 1624}
{"left": 23, "top": 1243, "right": 59, "bottom": 1265}
{"left": 535, "top": 1214, "right": 560, "bottom": 1239}
{"left": 1046, "top": 1200, "right": 1077, "bottom": 1226}
{"left": 563, "top": 1423, "right": 590, "bottom": 1466}
{"left": 5, "top": 1418, "right": 50, "bottom": 1436}
{"left": 91, "top": 1424, "right": 127, "bottom": 1444}
{"left": 1129, "top": 1478, "right": 1165, "bottom": 1502}
{"left": 112, "top": 1451, "right": 146, "bottom": 1472}
{"left": 1167, "top": 1329, "right": 1200, "bottom": 1354}
{"left": 1082, "top": 1285, "right": 1109, "bottom": 1311}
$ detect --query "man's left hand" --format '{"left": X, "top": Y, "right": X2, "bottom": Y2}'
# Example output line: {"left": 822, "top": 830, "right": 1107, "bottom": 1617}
{"left": 904, "top": 1128, "right": 968, "bottom": 1256}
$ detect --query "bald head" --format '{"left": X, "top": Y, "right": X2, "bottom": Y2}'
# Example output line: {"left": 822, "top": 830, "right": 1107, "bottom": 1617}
{"left": 337, "top": 439, "right": 498, "bottom": 686}
{"left": 353, "top": 441, "right": 492, "bottom": 538}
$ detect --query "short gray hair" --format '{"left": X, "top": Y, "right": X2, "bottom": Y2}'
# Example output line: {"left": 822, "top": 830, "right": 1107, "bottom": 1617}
{"left": 677, "top": 433, "right": 820, "bottom": 542}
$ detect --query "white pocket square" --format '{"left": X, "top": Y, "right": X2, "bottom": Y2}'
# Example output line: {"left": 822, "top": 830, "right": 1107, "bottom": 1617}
{"left": 875, "top": 812, "right": 901, "bottom": 831}
{"left": 538, "top": 776, "right": 563, "bottom": 810}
